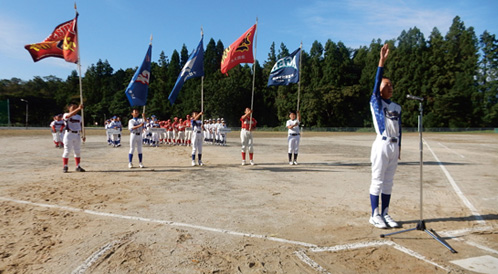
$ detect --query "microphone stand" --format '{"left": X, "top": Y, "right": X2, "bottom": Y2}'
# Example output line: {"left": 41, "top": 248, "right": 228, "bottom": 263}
{"left": 380, "top": 98, "right": 457, "bottom": 253}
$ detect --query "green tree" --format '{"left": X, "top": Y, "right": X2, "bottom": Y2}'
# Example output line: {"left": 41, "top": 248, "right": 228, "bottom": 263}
{"left": 479, "top": 31, "right": 498, "bottom": 126}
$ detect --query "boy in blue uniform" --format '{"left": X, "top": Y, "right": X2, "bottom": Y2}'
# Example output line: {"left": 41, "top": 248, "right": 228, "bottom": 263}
{"left": 369, "top": 44, "right": 402, "bottom": 229}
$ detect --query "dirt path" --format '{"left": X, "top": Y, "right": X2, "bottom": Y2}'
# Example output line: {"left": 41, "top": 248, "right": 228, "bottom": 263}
{"left": 1, "top": 130, "right": 497, "bottom": 273}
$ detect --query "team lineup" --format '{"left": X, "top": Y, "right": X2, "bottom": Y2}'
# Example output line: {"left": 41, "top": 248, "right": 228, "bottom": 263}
{"left": 52, "top": 45, "right": 401, "bottom": 230}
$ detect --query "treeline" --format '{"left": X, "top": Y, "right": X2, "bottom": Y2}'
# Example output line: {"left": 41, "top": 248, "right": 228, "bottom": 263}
{"left": 1, "top": 16, "right": 497, "bottom": 128}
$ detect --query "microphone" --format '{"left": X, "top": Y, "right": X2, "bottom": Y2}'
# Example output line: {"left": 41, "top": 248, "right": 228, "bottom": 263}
{"left": 407, "top": 94, "right": 424, "bottom": 101}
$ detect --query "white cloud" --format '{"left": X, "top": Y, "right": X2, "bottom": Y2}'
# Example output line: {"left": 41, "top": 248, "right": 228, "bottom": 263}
{"left": 297, "top": 0, "right": 456, "bottom": 47}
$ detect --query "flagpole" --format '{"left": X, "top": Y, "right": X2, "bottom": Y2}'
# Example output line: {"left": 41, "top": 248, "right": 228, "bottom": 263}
{"left": 249, "top": 18, "right": 258, "bottom": 129}
{"left": 200, "top": 27, "right": 204, "bottom": 122}
{"left": 144, "top": 34, "right": 152, "bottom": 116}
{"left": 74, "top": 3, "right": 85, "bottom": 141}
{"left": 297, "top": 41, "right": 302, "bottom": 113}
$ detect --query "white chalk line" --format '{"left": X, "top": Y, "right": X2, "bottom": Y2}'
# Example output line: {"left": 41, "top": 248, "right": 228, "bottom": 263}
{"left": 0, "top": 196, "right": 316, "bottom": 248}
{"left": 439, "top": 226, "right": 498, "bottom": 255}
{"left": 424, "top": 139, "right": 486, "bottom": 225}
{"left": 308, "top": 240, "right": 449, "bottom": 272}
{"left": 440, "top": 226, "right": 493, "bottom": 238}
{"left": 1, "top": 196, "right": 453, "bottom": 273}
{"left": 71, "top": 240, "right": 120, "bottom": 274}
{"left": 437, "top": 142, "right": 465, "bottom": 158}
{"left": 294, "top": 250, "right": 331, "bottom": 274}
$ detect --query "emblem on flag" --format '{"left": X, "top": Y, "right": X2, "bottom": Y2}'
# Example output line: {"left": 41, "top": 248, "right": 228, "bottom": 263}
{"left": 24, "top": 14, "right": 79, "bottom": 63}
{"left": 125, "top": 44, "right": 152, "bottom": 106}
{"left": 168, "top": 36, "right": 204, "bottom": 105}
{"left": 220, "top": 24, "right": 257, "bottom": 74}
{"left": 267, "top": 48, "right": 301, "bottom": 86}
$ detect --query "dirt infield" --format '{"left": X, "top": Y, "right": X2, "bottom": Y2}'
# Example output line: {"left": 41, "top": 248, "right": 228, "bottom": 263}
{"left": 1, "top": 129, "right": 497, "bottom": 273}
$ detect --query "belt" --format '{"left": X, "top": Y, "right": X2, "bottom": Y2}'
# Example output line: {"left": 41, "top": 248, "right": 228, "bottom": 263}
{"left": 289, "top": 133, "right": 300, "bottom": 136}
{"left": 382, "top": 136, "right": 398, "bottom": 142}
{"left": 132, "top": 132, "right": 140, "bottom": 135}
{"left": 68, "top": 130, "right": 79, "bottom": 134}
{"left": 195, "top": 131, "right": 201, "bottom": 133}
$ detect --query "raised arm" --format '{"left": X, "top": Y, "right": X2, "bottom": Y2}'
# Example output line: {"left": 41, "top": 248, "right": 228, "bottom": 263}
{"left": 378, "top": 43, "right": 389, "bottom": 67}
{"left": 65, "top": 104, "right": 84, "bottom": 119}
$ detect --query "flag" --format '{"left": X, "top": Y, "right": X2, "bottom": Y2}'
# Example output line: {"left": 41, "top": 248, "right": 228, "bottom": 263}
{"left": 24, "top": 14, "right": 79, "bottom": 63}
{"left": 267, "top": 48, "right": 301, "bottom": 86}
{"left": 125, "top": 44, "right": 152, "bottom": 107}
{"left": 220, "top": 24, "right": 257, "bottom": 74}
{"left": 168, "top": 36, "right": 204, "bottom": 105}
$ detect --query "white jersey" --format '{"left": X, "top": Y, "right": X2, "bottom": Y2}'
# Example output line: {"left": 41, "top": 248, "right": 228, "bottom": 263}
{"left": 50, "top": 120, "right": 65, "bottom": 131}
{"left": 63, "top": 113, "right": 82, "bottom": 132}
{"left": 286, "top": 119, "right": 300, "bottom": 135}
{"left": 109, "top": 121, "right": 120, "bottom": 130}
{"left": 128, "top": 118, "right": 144, "bottom": 134}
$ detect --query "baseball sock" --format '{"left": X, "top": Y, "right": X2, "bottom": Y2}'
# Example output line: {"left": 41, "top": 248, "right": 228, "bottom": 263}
{"left": 294, "top": 154, "right": 298, "bottom": 161}
{"left": 63, "top": 157, "right": 69, "bottom": 167}
{"left": 75, "top": 157, "right": 81, "bottom": 167}
{"left": 242, "top": 152, "right": 246, "bottom": 160}
{"left": 249, "top": 153, "right": 253, "bottom": 160}
{"left": 370, "top": 194, "right": 380, "bottom": 216}
{"left": 288, "top": 153, "right": 292, "bottom": 162}
{"left": 192, "top": 154, "right": 195, "bottom": 161}
{"left": 138, "top": 153, "right": 143, "bottom": 163}
{"left": 381, "top": 193, "right": 391, "bottom": 216}
{"left": 198, "top": 154, "right": 202, "bottom": 162}
{"left": 128, "top": 154, "right": 133, "bottom": 163}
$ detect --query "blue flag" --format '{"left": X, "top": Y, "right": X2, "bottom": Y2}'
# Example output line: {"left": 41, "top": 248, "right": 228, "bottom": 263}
{"left": 168, "top": 36, "right": 205, "bottom": 105}
{"left": 125, "top": 44, "right": 152, "bottom": 106}
{"left": 267, "top": 48, "right": 300, "bottom": 86}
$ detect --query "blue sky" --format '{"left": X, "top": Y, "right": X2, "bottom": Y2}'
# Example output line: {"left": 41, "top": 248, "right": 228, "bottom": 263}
{"left": 1, "top": 0, "right": 497, "bottom": 81}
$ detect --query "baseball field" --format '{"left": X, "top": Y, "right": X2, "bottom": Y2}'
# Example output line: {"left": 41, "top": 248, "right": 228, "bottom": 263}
{"left": 0, "top": 129, "right": 497, "bottom": 273}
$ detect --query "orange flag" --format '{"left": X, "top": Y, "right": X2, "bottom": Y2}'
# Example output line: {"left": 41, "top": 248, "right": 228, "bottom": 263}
{"left": 24, "top": 13, "right": 79, "bottom": 63}
{"left": 220, "top": 24, "right": 256, "bottom": 74}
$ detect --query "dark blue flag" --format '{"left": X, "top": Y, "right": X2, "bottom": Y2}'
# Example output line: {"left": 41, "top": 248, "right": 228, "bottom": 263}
{"left": 125, "top": 44, "right": 152, "bottom": 106}
{"left": 168, "top": 36, "right": 204, "bottom": 105}
{"left": 267, "top": 48, "right": 300, "bottom": 86}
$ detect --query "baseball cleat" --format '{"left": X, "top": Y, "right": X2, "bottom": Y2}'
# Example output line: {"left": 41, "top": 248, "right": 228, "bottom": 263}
{"left": 250, "top": 160, "right": 255, "bottom": 166}
{"left": 128, "top": 163, "right": 133, "bottom": 169}
{"left": 139, "top": 163, "right": 144, "bottom": 168}
{"left": 383, "top": 214, "right": 400, "bottom": 228}
{"left": 75, "top": 166, "right": 86, "bottom": 172}
{"left": 198, "top": 161, "right": 204, "bottom": 166}
{"left": 63, "top": 166, "right": 68, "bottom": 173}
{"left": 241, "top": 160, "right": 246, "bottom": 166}
{"left": 293, "top": 161, "right": 298, "bottom": 165}
{"left": 192, "top": 160, "right": 196, "bottom": 166}
{"left": 369, "top": 214, "right": 387, "bottom": 229}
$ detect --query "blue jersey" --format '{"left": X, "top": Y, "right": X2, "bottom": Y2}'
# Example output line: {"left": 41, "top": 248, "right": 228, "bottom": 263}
{"left": 191, "top": 119, "right": 203, "bottom": 133}
{"left": 370, "top": 67, "right": 402, "bottom": 146}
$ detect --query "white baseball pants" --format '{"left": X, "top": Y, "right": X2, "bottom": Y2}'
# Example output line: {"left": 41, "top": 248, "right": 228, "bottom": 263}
{"left": 370, "top": 136, "right": 399, "bottom": 196}
{"left": 62, "top": 132, "right": 81, "bottom": 158}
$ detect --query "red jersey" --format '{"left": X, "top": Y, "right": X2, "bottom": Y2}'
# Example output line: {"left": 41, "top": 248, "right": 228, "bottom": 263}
{"left": 178, "top": 121, "right": 185, "bottom": 131}
{"left": 240, "top": 116, "right": 257, "bottom": 130}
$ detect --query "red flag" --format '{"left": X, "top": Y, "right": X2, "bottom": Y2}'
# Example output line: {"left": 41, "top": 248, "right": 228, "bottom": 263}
{"left": 24, "top": 14, "right": 79, "bottom": 63}
{"left": 220, "top": 24, "right": 256, "bottom": 74}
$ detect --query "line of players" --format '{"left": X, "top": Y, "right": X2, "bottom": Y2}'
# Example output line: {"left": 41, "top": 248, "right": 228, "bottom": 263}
{"left": 104, "top": 116, "right": 123, "bottom": 147}
{"left": 50, "top": 114, "right": 65, "bottom": 148}
{"left": 136, "top": 115, "right": 228, "bottom": 148}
